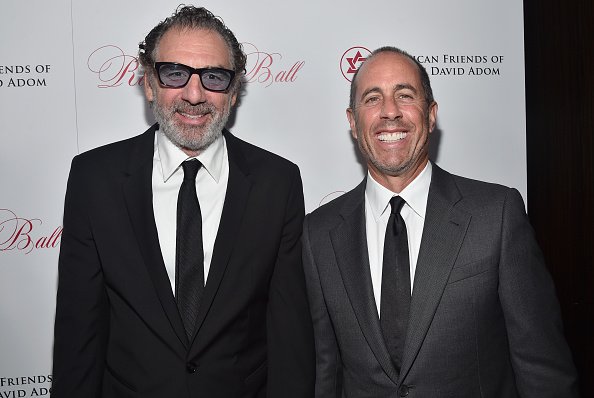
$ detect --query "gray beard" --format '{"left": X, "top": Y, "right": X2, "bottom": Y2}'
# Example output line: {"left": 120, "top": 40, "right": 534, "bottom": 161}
{"left": 151, "top": 100, "right": 230, "bottom": 153}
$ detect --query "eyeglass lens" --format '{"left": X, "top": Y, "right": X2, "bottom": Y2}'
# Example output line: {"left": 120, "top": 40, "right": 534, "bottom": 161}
{"left": 156, "top": 63, "right": 233, "bottom": 91}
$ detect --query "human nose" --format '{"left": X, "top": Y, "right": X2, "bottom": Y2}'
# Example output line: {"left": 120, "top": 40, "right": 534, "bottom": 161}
{"left": 380, "top": 97, "right": 403, "bottom": 120}
{"left": 180, "top": 74, "right": 206, "bottom": 105}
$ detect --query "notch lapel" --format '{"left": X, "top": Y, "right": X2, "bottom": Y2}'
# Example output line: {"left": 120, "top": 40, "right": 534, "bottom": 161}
{"left": 398, "top": 165, "right": 471, "bottom": 380}
{"left": 122, "top": 125, "right": 188, "bottom": 348}
{"left": 330, "top": 181, "right": 399, "bottom": 384}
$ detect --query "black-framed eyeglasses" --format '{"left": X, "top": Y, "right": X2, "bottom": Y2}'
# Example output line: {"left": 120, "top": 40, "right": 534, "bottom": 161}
{"left": 154, "top": 62, "right": 235, "bottom": 92}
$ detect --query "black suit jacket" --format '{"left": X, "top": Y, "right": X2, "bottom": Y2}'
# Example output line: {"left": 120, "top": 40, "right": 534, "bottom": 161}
{"left": 52, "top": 125, "right": 315, "bottom": 397}
{"left": 302, "top": 163, "right": 579, "bottom": 397}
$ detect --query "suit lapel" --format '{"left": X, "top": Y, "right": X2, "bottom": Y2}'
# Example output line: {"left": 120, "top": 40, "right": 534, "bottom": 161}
{"left": 189, "top": 131, "right": 252, "bottom": 349}
{"left": 330, "top": 181, "right": 399, "bottom": 384}
{"left": 399, "top": 164, "right": 471, "bottom": 380}
{"left": 122, "top": 125, "right": 188, "bottom": 348}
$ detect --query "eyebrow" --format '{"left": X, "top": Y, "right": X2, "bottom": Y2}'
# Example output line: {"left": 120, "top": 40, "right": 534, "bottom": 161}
{"left": 360, "top": 86, "right": 382, "bottom": 100}
{"left": 393, "top": 83, "right": 418, "bottom": 94}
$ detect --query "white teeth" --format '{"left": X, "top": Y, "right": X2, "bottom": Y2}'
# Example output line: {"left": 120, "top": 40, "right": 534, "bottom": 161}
{"left": 179, "top": 111, "right": 207, "bottom": 119}
{"left": 378, "top": 132, "right": 406, "bottom": 142}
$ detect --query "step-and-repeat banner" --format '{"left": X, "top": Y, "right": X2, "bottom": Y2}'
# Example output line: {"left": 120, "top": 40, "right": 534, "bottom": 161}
{"left": 0, "top": 0, "right": 525, "bottom": 394}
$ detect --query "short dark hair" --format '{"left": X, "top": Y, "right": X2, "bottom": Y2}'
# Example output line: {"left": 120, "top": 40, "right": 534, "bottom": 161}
{"left": 348, "top": 46, "right": 434, "bottom": 110}
{"left": 138, "top": 5, "right": 246, "bottom": 90}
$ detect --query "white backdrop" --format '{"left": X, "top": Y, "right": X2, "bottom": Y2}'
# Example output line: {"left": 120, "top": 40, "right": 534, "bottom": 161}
{"left": 0, "top": 0, "right": 525, "bottom": 394}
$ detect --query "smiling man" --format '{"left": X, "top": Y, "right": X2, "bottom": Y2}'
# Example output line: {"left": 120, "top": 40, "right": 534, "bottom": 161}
{"left": 51, "top": 6, "right": 314, "bottom": 397}
{"left": 302, "top": 47, "right": 579, "bottom": 397}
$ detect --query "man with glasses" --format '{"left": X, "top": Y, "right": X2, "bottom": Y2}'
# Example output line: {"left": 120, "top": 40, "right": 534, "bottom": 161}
{"left": 51, "top": 6, "right": 314, "bottom": 397}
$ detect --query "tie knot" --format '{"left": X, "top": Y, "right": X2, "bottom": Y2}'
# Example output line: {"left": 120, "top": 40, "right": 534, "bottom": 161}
{"left": 181, "top": 159, "right": 201, "bottom": 181}
{"left": 389, "top": 196, "right": 406, "bottom": 215}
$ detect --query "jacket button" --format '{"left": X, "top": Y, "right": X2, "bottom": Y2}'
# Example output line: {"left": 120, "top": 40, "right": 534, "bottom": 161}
{"left": 186, "top": 362, "right": 198, "bottom": 373}
{"left": 398, "top": 384, "right": 410, "bottom": 397}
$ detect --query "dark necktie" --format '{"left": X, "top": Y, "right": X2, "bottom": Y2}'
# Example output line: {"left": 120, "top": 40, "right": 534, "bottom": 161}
{"left": 176, "top": 159, "right": 204, "bottom": 340}
{"left": 380, "top": 196, "right": 411, "bottom": 373}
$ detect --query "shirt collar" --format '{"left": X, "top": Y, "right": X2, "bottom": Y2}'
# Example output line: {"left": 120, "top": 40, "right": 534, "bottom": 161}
{"left": 156, "top": 129, "right": 226, "bottom": 183}
{"left": 366, "top": 161, "right": 432, "bottom": 221}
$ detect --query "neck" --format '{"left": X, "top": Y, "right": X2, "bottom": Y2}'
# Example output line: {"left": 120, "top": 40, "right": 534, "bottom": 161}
{"left": 370, "top": 159, "right": 429, "bottom": 193}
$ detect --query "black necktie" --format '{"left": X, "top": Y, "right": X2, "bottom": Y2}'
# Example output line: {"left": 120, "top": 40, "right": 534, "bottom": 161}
{"left": 380, "top": 196, "right": 411, "bottom": 373}
{"left": 176, "top": 159, "right": 204, "bottom": 340}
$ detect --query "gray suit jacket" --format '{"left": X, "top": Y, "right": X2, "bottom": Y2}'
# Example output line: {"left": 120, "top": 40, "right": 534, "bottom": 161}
{"left": 302, "top": 163, "right": 579, "bottom": 398}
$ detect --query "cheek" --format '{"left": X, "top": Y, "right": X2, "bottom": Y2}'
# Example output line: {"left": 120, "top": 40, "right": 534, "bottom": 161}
{"left": 356, "top": 111, "right": 376, "bottom": 134}
{"left": 155, "top": 90, "right": 178, "bottom": 107}
{"left": 202, "top": 92, "right": 227, "bottom": 110}
{"left": 405, "top": 106, "right": 427, "bottom": 125}
{"left": 220, "top": 94, "right": 235, "bottom": 110}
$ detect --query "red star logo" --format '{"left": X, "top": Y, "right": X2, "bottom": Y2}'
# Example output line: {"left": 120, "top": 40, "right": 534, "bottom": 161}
{"left": 346, "top": 51, "right": 367, "bottom": 74}
{"left": 340, "top": 47, "right": 371, "bottom": 81}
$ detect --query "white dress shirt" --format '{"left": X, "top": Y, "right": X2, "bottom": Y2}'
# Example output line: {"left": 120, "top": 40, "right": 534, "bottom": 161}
{"left": 364, "top": 162, "right": 432, "bottom": 314}
{"left": 152, "top": 130, "right": 229, "bottom": 295}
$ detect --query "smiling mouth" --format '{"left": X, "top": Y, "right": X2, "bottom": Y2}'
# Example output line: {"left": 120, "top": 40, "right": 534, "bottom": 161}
{"left": 178, "top": 111, "right": 209, "bottom": 119}
{"left": 378, "top": 132, "right": 407, "bottom": 142}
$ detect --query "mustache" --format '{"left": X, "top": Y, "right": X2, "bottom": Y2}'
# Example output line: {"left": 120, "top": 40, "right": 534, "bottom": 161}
{"left": 172, "top": 101, "right": 216, "bottom": 115}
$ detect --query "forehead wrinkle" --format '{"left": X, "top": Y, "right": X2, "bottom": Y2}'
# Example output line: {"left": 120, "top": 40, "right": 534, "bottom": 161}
{"left": 156, "top": 27, "right": 233, "bottom": 70}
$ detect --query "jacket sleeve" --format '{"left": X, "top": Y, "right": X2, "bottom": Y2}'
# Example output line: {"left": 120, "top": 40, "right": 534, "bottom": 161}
{"left": 51, "top": 156, "right": 108, "bottom": 398}
{"left": 266, "top": 167, "right": 315, "bottom": 397}
{"left": 498, "top": 188, "right": 580, "bottom": 397}
{"left": 302, "top": 215, "right": 342, "bottom": 398}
